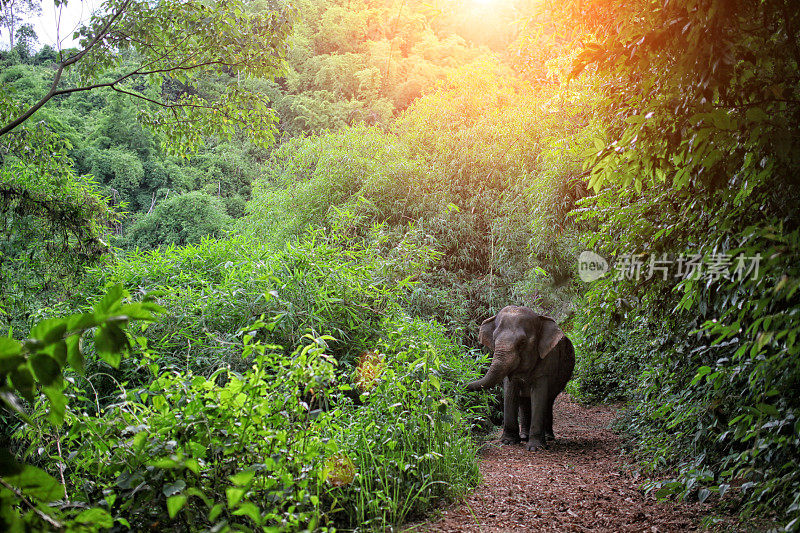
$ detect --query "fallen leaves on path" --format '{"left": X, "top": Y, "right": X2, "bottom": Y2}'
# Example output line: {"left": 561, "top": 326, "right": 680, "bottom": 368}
{"left": 411, "top": 395, "right": 724, "bottom": 532}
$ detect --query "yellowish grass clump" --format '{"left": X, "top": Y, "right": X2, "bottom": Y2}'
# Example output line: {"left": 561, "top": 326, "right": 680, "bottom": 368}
{"left": 354, "top": 350, "right": 385, "bottom": 392}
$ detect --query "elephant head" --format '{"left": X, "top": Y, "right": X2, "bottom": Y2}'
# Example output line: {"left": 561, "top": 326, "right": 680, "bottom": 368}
{"left": 466, "top": 306, "right": 564, "bottom": 392}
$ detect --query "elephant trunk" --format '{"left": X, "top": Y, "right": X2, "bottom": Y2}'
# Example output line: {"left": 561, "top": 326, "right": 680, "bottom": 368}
{"left": 466, "top": 350, "right": 513, "bottom": 391}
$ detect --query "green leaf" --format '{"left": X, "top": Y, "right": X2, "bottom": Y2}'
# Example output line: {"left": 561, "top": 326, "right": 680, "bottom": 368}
{"left": 711, "top": 109, "right": 732, "bottom": 130}
{"left": 226, "top": 487, "right": 247, "bottom": 507}
{"left": 10, "top": 366, "right": 34, "bottom": 402}
{"left": 654, "top": 484, "right": 679, "bottom": 499}
{"left": 30, "top": 353, "right": 61, "bottom": 386}
{"left": 4, "top": 465, "right": 65, "bottom": 501}
{"left": 0, "top": 352, "right": 24, "bottom": 373}
{"left": 229, "top": 470, "right": 255, "bottom": 486}
{"left": 118, "top": 301, "right": 164, "bottom": 320}
{"left": 66, "top": 334, "right": 84, "bottom": 375}
{"left": 745, "top": 107, "right": 768, "bottom": 122}
{"left": 43, "top": 387, "right": 67, "bottom": 425}
{"left": 232, "top": 502, "right": 262, "bottom": 524}
{"left": 45, "top": 340, "right": 68, "bottom": 366}
{"left": 95, "top": 284, "right": 125, "bottom": 315}
{"left": 185, "top": 459, "right": 200, "bottom": 475}
{"left": 690, "top": 366, "right": 713, "bottom": 385}
{"left": 133, "top": 432, "right": 148, "bottom": 452}
{"left": 163, "top": 480, "right": 186, "bottom": 498}
{"left": 94, "top": 324, "right": 129, "bottom": 367}
{"left": 67, "top": 312, "right": 98, "bottom": 332}
{"left": 209, "top": 503, "right": 224, "bottom": 521}
{"left": 29, "top": 318, "right": 68, "bottom": 345}
{"left": 151, "top": 457, "right": 179, "bottom": 469}
{"left": 0, "top": 337, "right": 22, "bottom": 358}
{"left": 756, "top": 403, "right": 780, "bottom": 417}
{"left": 187, "top": 441, "right": 206, "bottom": 458}
{"left": 167, "top": 494, "right": 187, "bottom": 518}
{"left": 76, "top": 508, "right": 114, "bottom": 527}
{"left": 152, "top": 394, "right": 168, "bottom": 412}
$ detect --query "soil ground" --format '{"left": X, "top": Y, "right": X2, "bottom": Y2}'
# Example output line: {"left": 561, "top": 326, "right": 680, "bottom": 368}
{"left": 407, "top": 395, "right": 743, "bottom": 532}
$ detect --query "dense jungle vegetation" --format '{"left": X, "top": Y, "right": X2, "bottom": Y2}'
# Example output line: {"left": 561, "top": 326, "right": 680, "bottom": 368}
{"left": 1, "top": 0, "right": 798, "bottom": 530}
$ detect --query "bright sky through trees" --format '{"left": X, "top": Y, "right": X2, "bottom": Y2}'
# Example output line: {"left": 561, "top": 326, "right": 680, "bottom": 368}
{"left": 29, "top": 0, "right": 98, "bottom": 49}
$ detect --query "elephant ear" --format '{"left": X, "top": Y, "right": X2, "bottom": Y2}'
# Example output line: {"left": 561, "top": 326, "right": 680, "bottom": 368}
{"left": 537, "top": 316, "right": 564, "bottom": 359}
{"left": 478, "top": 315, "right": 496, "bottom": 351}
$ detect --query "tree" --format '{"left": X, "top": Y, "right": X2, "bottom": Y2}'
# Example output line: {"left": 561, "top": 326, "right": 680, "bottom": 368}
{"left": 0, "top": 0, "right": 295, "bottom": 329}
{"left": 0, "top": 122, "right": 117, "bottom": 332}
{"left": 0, "top": 0, "right": 295, "bottom": 154}
{"left": 12, "top": 22, "right": 36, "bottom": 60}
{"left": 0, "top": 0, "right": 40, "bottom": 50}
{"left": 122, "top": 191, "right": 233, "bottom": 249}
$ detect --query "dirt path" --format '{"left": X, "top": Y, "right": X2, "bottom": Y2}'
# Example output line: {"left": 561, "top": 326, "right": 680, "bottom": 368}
{"left": 412, "top": 395, "right": 724, "bottom": 532}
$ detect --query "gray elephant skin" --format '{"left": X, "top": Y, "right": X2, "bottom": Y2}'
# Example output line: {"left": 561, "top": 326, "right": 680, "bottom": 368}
{"left": 467, "top": 305, "right": 575, "bottom": 451}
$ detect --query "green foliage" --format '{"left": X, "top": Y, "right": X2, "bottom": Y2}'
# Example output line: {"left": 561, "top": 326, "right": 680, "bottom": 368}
{"left": 327, "top": 316, "right": 482, "bottom": 528}
{"left": 122, "top": 191, "right": 233, "bottom": 250}
{"left": 0, "top": 285, "right": 162, "bottom": 531}
{"left": 243, "top": 125, "right": 434, "bottom": 244}
{"left": 0, "top": 3, "right": 573, "bottom": 531}
{"left": 244, "top": 62, "right": 598, "bottom": 342}
{"left": 0, "top": 0, "right": 296, "bottom": 154}
{"left": 0, "top": 106, "right": 117, "bottom": 333}
{"left": 392, "top": 59, "right": 597, "bottom": 334}
{"left": 93, "top": 95, "right": 157, "bottom": 160}
{"left": 11, "top": 0, "right": 800, "bottom": 529}
{"left": 571, "top": 316, "right": 647, "bottom": 404}
{"left": 270, "top": 0, "right": 497, "bottom": 133}
{"left": 99, "top": 222, "right": 435, "bottom": 381}
{"left": 13, "top": 24, "right": 38, "bottom": 63}
{"left": 26, "top": 336, "right": 340, "bottom": 531}
{"left": 567, "top": 0, "right": 800, "bottom": 527}
{"left": 86, "top": 146, "right": 145, "bottom": 205}
{"left": 5, "top": 234, "right": 486, "bottom": 531}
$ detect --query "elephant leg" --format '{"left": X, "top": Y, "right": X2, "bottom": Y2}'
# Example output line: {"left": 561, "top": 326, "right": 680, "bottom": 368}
{"left": 500, "top": 378, "right": 521, "bottom": 444}
{"left": 518, "top": 395, "right": 531, "bottom": 441}
{"left": 544, "top": 396, "right": 555, "bottom": 441}
{"left": 526, "top": 378, "right": 549, "bottom": 451}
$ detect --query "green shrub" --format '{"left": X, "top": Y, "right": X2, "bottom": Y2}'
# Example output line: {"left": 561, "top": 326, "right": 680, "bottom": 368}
{"left": 20, "top": 337, "right": 340, "bottom": 531}
{"left": 7, "top": 286, "right": 487, "bottom": 531}
{"left": 1, "top": 286, "right": 162, "bottom": 531}
{"left": 102, "top": 222, "right": 435, "bottom": 382}
{"left": 573, "top": 184, "right": 800, "bottom": 527}
{"left": 327, "top": 315, "right": 483, "bottom": 528}
{"left": 121, "top": 191, "right": 233, "bottom": 250}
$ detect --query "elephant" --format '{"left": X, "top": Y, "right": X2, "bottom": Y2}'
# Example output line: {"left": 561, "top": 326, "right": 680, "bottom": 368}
{"left": 466, "top": 306, "right": 575, "bottom": 451}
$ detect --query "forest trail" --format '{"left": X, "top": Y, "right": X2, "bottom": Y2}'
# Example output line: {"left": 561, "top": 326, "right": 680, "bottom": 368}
{"left": 410, "top": 395, "right": 724, "bottom": 532}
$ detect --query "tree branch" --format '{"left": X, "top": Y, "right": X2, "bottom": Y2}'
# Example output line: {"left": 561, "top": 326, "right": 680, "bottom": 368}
{"left": 2, "top": 42, "right": 246, "bottom": 136}
{"left": 0, "top": 478, "right": 64, "bottom": 529}
{"left": 0, "top": 0, "right": 131, "bottom": 137}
